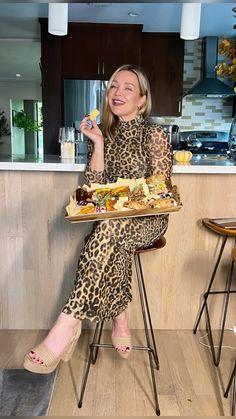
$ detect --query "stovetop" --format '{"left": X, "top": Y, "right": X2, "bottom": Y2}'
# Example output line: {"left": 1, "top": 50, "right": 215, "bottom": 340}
{"left": 179, "top": 130, "right": 229, "bottom": 155}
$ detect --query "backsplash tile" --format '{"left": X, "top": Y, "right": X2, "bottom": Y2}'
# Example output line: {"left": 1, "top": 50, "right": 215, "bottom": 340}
{"left": 151, "top": 38, "right": 234, "bottom": 133}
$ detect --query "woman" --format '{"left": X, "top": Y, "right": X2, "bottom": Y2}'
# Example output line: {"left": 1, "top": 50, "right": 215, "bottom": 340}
{"left": 24, "top": 64, "right": 172, "bottom": 374}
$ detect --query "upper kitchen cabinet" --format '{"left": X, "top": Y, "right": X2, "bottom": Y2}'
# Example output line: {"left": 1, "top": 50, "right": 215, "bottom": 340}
{"left": 62, "top": 23, "right": 143, "bottom": 80}
{"left": 141, "top": 33, "right": 184, "bottom": 116}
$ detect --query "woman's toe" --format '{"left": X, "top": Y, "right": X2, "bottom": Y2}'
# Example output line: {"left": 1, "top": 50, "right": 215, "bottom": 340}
{"left": 28, "top": 351, "right": 45, "bottom": 365}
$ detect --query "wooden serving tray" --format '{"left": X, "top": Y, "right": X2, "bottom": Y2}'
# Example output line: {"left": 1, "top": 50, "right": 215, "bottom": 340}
{"left": 65, "top": 184, "right": 182, "bottom": 223}
{"left": 66, "top": 204, "right": 182, "bottom": 223}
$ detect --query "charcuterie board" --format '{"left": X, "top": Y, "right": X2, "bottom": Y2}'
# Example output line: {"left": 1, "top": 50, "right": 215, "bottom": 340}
{"left": 65, "top": 179, "right": 182, "bottom": 223}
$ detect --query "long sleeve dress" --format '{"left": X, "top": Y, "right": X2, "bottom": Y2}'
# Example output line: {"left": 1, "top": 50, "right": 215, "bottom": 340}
{"left": 62, "top": 116, "right": 172, "bottom": 322}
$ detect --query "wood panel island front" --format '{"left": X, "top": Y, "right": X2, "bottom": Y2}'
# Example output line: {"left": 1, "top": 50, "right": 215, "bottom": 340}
{"left": 0, "top": 158, "right": 236, "bottom": 330}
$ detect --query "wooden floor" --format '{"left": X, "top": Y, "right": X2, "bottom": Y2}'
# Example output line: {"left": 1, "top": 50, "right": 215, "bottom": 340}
{"left": 0, "top": 329, "right": 235, "bottom": 416}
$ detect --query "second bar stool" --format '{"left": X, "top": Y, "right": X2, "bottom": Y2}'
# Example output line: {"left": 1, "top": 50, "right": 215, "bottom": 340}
{"left": 78, "top": 236, "right": 166, "bottom": 416}
{"left": 193, "top": 218, "right": 236, "bottom": 366}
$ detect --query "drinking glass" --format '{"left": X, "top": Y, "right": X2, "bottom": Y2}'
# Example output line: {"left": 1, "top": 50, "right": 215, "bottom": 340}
{"left": 58, "top": 127, "right": 75, "bottom": 160}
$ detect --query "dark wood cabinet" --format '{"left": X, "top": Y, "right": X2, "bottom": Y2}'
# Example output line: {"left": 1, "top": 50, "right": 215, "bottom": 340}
{"left": 40, "top": 20, "right": 142, "bottom": 154}
{"left": 62, "top": 23, "right": 142, "bottom": 80}
{"left": 141, "top": 33, "right": 184, "bottom": 116}
{"left": 40, "top": 19, "right": 184, "bottom": 154}
{"left": 40, "top": 21, "right": 63, "bottom": 155}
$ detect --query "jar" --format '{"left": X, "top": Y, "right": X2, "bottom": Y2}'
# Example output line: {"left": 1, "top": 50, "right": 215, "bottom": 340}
{"left": 58, "top": 127, "right": 75, "bottom": 161}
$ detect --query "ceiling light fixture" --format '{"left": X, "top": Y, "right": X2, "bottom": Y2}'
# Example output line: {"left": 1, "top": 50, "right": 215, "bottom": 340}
{"left": 48, "top": 3, "right": 68, "bottom": 36}
{"left": 180, "top": 3, "right": 201, "bottom": 40}
{"left": 16, "top": 74, "right": 21, "bottom": 77}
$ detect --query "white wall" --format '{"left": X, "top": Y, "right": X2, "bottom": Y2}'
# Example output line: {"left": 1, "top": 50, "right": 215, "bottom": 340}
{"left": 0, "top": 80, "right": 41, "bottom": 155}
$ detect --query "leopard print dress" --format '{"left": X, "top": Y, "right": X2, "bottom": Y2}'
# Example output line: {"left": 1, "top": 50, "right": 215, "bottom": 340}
{"left": 62, "top": 116, "right": 172, "bottom": 322}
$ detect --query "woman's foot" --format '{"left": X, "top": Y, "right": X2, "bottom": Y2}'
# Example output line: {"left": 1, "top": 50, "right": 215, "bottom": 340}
{"left": 111, "top": 311, "right": 132, "bottom": 358}
{"left": 24, "top": 313, "right": 81, "bottom": 373}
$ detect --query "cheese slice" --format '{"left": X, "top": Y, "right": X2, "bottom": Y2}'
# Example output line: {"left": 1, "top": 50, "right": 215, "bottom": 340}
{"left": 89, "top": 109, "right": 100, "bottom": 121}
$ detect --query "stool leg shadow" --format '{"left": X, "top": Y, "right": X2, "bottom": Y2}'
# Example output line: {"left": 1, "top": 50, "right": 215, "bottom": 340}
{"left": 224, "top": 359, "right": 236, "bottom": 416}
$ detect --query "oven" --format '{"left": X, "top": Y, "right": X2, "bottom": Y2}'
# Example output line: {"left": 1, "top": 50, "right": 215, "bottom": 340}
{"left": 178, "top": 131, "right": 229, "bottom": 157}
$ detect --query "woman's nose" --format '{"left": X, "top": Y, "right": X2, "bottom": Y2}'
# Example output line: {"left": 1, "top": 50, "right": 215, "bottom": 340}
{"left": 114, "top": 86, "right": 121, "bottom": 95}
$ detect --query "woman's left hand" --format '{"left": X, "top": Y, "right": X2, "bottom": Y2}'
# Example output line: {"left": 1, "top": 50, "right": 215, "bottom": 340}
{"left": 79, "top": 117, "right": 104, "bottom": 146}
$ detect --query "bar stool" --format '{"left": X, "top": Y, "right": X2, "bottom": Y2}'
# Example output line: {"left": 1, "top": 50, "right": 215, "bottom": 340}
{"left": 193, "top": 218, "right": 236, "bottom": 366}
{"left": 224, "top": 359, "right": 236, "bottom": 416}
{"left": 78, "top": 236, "right": 166, "bottom": 416}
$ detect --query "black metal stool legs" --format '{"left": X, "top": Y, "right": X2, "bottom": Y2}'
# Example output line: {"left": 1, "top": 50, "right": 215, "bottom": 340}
{"left": 193, "top": 236, "right": 236, "bottom": 366}
{"left": 205, "top": 256, "right": 235, "bottom": 366}
{"left": 134, "top": 253, "right": 160, "bottom": 369}
{"left": 78, "top": 321, "right": 104, "bottom": 408}
{"left": 134, "top": 252, "right": 160, "bottom": 416}
{"left": 78, "top": 243, "right": 162, "bottom": 416}
{"left": 224, "top": 360, "right": 236, "bottom": 416}
{"left": 193, "top": 235, "right": 228, "bottom": 334}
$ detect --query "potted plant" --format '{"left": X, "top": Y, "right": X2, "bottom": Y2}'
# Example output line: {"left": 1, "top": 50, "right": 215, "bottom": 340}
{"left": 12, "top": 110, "right": 42, "bottom": 132}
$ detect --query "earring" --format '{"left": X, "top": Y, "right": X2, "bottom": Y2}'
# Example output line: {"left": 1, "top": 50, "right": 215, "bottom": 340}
{"left": 137, "top": 105, "right": 141, "bottom": 113}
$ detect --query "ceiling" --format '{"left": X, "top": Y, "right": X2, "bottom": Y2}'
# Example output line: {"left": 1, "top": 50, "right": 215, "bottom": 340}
{"left": 0, "top": 2, "right": 235, "bottom": 81}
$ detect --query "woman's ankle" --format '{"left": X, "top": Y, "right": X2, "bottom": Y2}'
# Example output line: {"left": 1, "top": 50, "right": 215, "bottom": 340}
{"left": 42, "top": 314, "right": 81, "bottom": 357}
{"left": 112, "top": 311, "right": 130, "bottom": 337}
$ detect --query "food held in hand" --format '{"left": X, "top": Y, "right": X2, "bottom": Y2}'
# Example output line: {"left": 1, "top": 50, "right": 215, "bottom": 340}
{"left": 66, "top": 175, "right": 179, "bottom": 217}
{"left": 89, "top": 109, "right": 100, "bottom": 121}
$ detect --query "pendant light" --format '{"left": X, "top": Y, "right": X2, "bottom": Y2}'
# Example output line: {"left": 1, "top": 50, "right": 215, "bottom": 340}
{"left": 48, "top": 3, "right": 68, "bottom": 36}
{"left": 180, "top": 3, "right": 201, "bottom": 40}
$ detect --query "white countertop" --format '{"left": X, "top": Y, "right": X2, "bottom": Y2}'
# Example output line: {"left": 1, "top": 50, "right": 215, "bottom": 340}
{"left": 0, "top": 155, "right": 86, "bottom": 172}
{"left": 0, "top": 154, "right": 236, "bottom": 174}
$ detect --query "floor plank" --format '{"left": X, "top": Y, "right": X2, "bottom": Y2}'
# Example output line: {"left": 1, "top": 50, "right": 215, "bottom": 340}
{"left": 0, "top": 329, "right": 235, "bottom": 416}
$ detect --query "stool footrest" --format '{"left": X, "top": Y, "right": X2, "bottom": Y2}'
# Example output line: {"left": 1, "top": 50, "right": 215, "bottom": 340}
{"left": 204, "top": 290, "right": 236, "bottom": 297}
{"left": 90, "top": 342, "right": 158, "bottom": 354}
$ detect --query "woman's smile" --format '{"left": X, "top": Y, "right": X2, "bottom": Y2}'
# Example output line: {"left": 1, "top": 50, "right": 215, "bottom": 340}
{"left": 112, "top": 99, "right": 126, "bottom": 106}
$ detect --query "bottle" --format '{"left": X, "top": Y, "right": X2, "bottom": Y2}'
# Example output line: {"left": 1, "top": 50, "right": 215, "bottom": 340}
{"left": 228, "top": 115, "right": 236, "bottom": 160}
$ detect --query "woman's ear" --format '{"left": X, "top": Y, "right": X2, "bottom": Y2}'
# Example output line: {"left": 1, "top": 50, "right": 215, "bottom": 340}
{"left": 138, "top": 95, "right": 147, "bottom": 110}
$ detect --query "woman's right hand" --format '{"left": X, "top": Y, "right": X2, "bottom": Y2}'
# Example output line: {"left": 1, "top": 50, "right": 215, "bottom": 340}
{"left": 80, "top": 117, "right": 104, "bottom": 145}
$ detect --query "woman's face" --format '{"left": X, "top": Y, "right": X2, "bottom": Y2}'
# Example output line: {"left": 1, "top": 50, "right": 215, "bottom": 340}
{"left": 108, "top": 70, "right": 146, "bottom": 121}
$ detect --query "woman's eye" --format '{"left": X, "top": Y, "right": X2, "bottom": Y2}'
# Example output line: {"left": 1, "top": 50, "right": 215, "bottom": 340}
{"left": 125, "top": 87, "right": 133, "bottom": 91}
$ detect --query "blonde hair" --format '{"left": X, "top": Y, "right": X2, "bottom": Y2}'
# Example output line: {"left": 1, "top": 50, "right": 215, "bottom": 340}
{"left": 101, "top": 64, "right": 152, "bottom": 141}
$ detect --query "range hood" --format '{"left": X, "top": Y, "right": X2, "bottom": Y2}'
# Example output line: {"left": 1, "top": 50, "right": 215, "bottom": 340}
{"left": 185, "top": 36, "right": 235, "bottom": 97}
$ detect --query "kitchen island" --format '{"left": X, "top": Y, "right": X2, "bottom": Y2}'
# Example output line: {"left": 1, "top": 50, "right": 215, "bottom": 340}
{"left": 0, "top": 156, "right": 236, "bottom": 330}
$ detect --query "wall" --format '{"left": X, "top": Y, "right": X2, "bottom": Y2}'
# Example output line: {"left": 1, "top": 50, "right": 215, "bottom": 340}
{"left": 0, "top": 81, "right": 41, "bottom": 155}
{"left": 153, "top": 38, "right": 234, "bottom": 132}
{"left": 1, "top": 170, "right": 236, "bottom": 330}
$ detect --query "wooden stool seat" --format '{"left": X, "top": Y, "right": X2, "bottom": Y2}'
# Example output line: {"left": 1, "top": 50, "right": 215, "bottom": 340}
{"left": 135, "top": 236, "right": 166, "bottom": 254}
{"left": 202, "top": 218, "right": 236, "bottom": 237}
{"left": 194, "top": 218, "right": 236, "bottom": 366}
